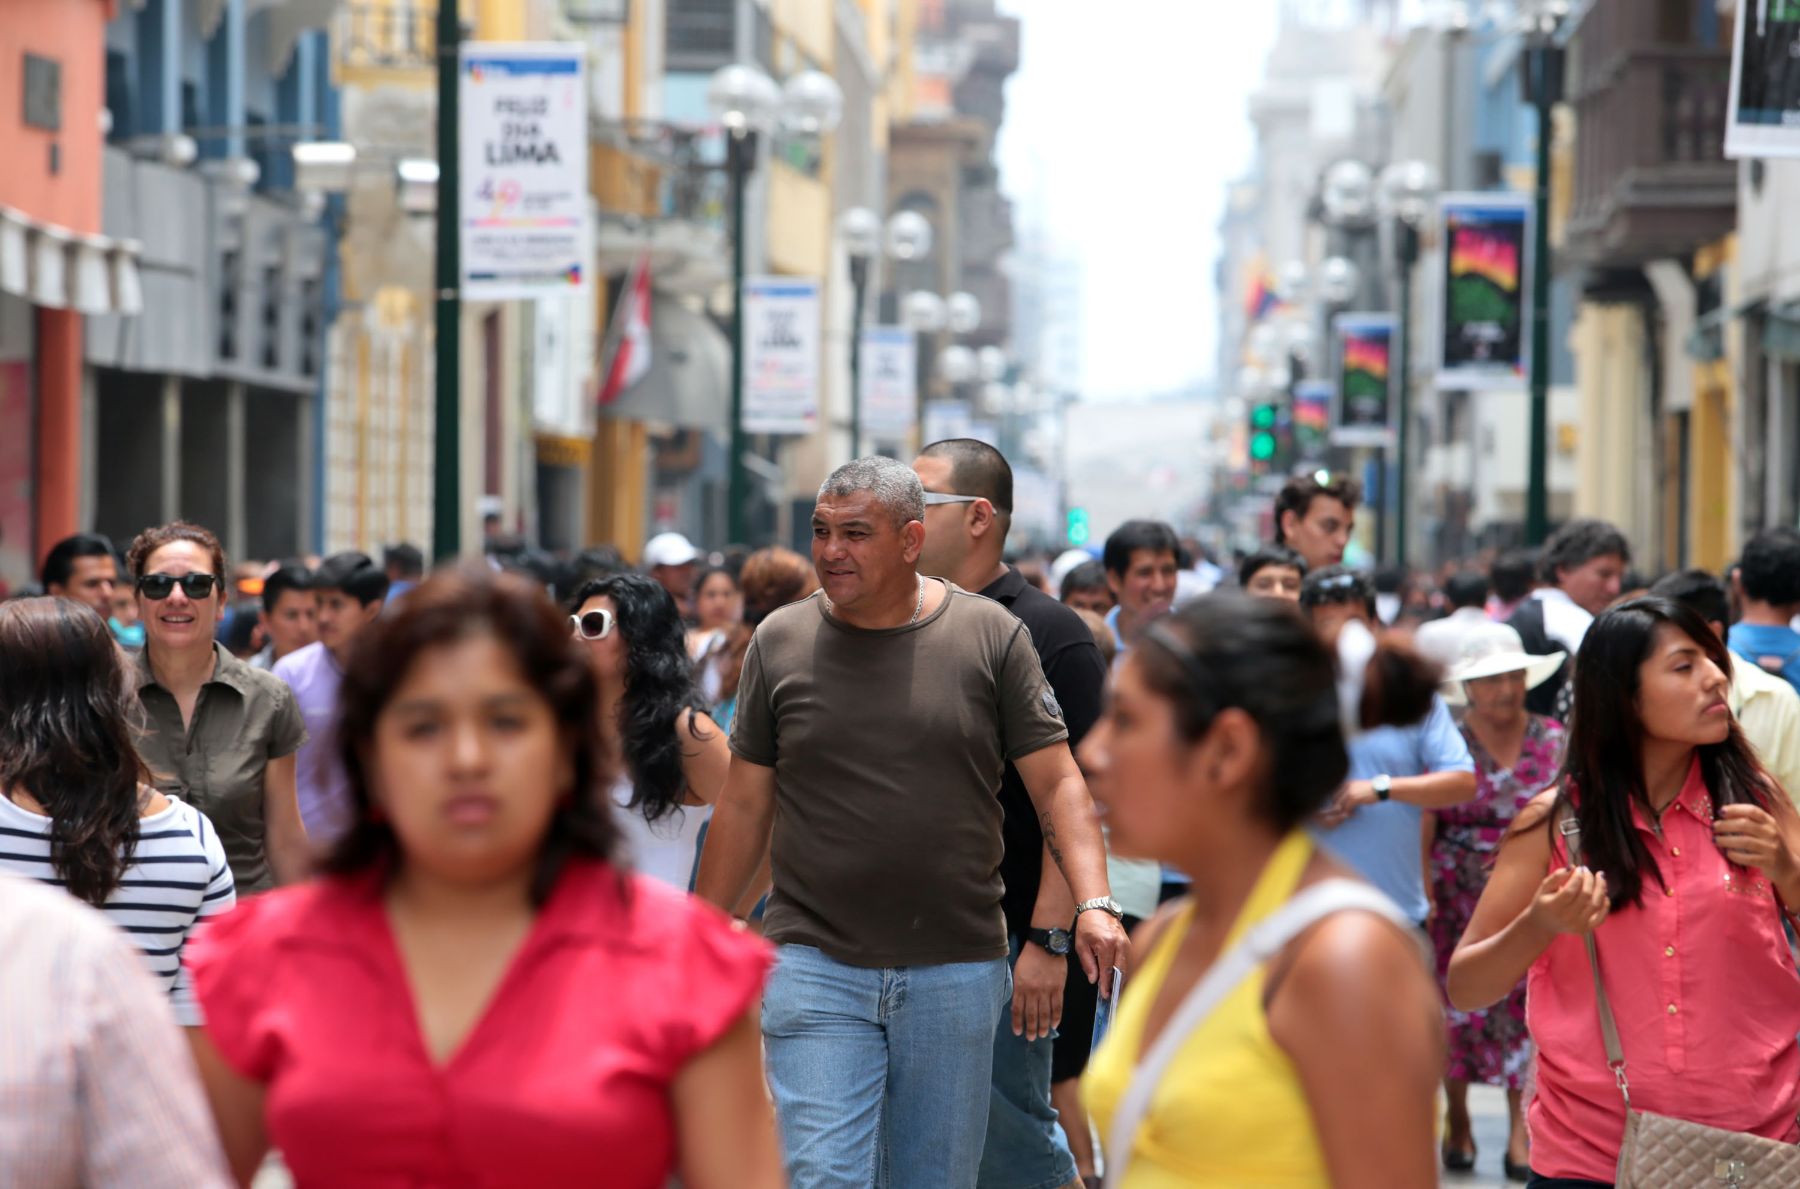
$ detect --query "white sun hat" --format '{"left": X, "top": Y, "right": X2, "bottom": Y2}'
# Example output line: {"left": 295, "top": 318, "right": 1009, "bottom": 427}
{"left": 1441, "top": 622, "right": 1566, "bottom": 706}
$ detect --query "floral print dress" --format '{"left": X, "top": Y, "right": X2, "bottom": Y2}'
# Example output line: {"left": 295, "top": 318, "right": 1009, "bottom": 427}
{"left": 1428, "top": 713, "right": 1566, "bottom": 1088}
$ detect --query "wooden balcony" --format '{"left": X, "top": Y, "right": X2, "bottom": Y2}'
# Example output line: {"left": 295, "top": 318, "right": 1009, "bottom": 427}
{"left": 1564, "top": 41, "right": 1735, "bottom": 267}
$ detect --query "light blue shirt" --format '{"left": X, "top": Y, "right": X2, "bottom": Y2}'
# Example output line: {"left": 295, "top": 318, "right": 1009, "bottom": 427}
{"left": 1311, "top": 695, "right": 1473, "bottom": 923}
{"left": 1729, "top": 623, "right": 1800, "bottom": 694}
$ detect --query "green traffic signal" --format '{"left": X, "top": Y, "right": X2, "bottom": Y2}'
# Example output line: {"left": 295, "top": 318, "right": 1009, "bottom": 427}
{"left": 1251, "top": 403, "right": 1277, "bottom": 430}
{"left": 1250, "top": 434, "right": 1276, "bottom": 461}
{"left": 1067, "top": 507, "right": 1090, "bottom": 546}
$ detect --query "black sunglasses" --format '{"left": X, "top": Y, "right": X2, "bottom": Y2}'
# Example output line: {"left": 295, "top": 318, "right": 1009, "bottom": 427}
{"left": 570, "top": 609, "right": 616, "bottom": 640}
{"left": 137, "top": 572, "right": 221, "bottom": 601}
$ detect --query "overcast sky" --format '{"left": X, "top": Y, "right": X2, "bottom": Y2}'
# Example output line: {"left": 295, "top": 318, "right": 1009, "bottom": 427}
{"left": 996, "top": 3, "right": 1281, "bottom": 401}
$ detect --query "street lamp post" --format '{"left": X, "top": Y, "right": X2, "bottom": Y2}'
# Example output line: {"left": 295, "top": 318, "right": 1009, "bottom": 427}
{"left": 432, "top": 3, "right": 462, "bottom": 561}
{"left": 839, "top": 208, "right": 931, "bottom": 461}
{"left": 1522, "top": 2, "right": 1567, "bottom": 546}
{"left": 708, "top": 64, "right": 842, "bottom": 546}
{"left": 1380, "top": 160, "right": 1439, "bottom": 568}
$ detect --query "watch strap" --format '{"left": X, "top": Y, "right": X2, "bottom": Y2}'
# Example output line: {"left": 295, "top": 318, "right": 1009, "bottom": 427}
{"left": 1025, "top": 927, "right": 1070, "bottom": 954}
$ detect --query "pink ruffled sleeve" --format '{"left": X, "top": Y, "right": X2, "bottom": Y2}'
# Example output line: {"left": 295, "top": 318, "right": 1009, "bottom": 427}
{"left": 184, "top": 891, "right": 299, "bottom": 1082}
{"left": 648, "top": 888, "right": 774, "bottom": 1073}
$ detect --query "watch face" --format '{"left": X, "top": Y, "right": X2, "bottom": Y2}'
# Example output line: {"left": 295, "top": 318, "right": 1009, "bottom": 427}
{"left": 1047, "top": 928, "right": 1072, "bottom": 954}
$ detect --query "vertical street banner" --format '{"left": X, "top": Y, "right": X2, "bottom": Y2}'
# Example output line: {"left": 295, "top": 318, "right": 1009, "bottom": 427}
{"left": 1727, "top": 1, "right": 1800, "bottom": 158}
{"left": 859, "top": 326, "right": 917, "bottom": 439}
{"left": 1292, "top": 380, "right": 1333, "bottom": 463}
{"left": 1331, "top": 313, "right": 1397, "bottom": 447}
{"left": 1438, "top": 194, "right": 1529, "bottom": 389}
{"left": 742, "top": 277, "right": 822, "bottom": 434}
{"left": 460, "top": 43, "right": 590, "bottom": 299}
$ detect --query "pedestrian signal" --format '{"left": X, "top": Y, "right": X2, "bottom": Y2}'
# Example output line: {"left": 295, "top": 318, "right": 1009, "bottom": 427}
{"left": 1249, "top": 402, "right": 1279, "bottom": 464}
{"left": 1067, "top": 507, "right": 1090, "bottom": 546}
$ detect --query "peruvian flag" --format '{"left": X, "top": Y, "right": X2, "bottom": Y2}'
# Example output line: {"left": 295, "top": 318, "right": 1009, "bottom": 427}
{"left": 598, "top": 254, "right": 652, "bottom": 407}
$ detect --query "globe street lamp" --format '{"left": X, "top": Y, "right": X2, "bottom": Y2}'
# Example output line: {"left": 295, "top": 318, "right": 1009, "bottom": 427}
{"left": 841, "top": 207, "right": 935, "bottom": 459}
{"left": 710, "top": 63, "right": 844, "bottom": 544}
{"left": 1379, "top": 159, "right": 1439, "bottom": 567}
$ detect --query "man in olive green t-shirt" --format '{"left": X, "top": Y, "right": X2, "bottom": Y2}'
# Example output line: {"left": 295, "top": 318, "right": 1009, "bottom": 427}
{"left": 697, "top": 457, "right": 1127, "bottom": 1189}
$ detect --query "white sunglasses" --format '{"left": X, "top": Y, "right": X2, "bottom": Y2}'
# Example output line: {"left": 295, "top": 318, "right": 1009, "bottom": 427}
{"left": 570, "top": 609, "right": 616, "bottom": 640}
{"left": 922, "top": 491, "right": 984, "bottom": 507}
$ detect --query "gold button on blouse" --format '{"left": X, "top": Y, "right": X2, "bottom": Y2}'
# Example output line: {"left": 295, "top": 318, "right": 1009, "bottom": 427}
{"left": 1668, "top": 1003, "right": 1679, "bottom": 1015}
{"left": 1665, "top": 946, "right": 1675, "bottom": 957}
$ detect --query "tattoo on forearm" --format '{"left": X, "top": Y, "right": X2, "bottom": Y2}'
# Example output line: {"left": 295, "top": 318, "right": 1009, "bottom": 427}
{"left": 1040, "top": 811, "right": 1065, "bottom": 870}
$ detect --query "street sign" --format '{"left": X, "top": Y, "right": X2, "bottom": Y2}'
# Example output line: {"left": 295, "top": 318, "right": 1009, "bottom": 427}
{"left": 741, "top": 277, "right": 822, "bottom": 434}
{"left": 1438, "top": 194, "right": 1529, "bottom": 389}
{"left": 1331, "top": 312, "right": 1398, "bottom": 447}
{"left": 459, "top": 42, "right": 590, "bottom": 300}
{"left": 859, "top": 325, "right": 917, "bottom": 439}
{"left": 1726, "top": 2, "right": 1800, "bottom": 159}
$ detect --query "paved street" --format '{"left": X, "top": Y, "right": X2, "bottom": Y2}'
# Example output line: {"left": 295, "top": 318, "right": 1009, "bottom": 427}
{"left": 1443, "top": 1084, "right": 1517, "bottom": 1189}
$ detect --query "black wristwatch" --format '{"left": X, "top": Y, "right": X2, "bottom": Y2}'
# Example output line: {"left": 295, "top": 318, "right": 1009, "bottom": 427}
{"left": 1025, "top": 926, "right": 1073, "bottom": 956}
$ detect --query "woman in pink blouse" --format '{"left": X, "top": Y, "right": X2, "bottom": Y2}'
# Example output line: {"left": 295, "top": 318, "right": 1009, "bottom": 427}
{"left": 1449, "top": 597, "right": 1800, "bottom": 1187}
{"left": 185, "top": 568, "right": 780, "bottom": 1188}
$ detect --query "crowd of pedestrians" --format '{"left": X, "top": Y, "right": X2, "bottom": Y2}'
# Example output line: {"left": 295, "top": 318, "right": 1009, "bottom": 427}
{"left": 11, "top": 451, "right": 1800, "bottom": 1188}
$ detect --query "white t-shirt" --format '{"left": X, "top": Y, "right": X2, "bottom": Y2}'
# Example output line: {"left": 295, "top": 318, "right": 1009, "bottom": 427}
{"left": 0, "top": 793, "right": 235, "bottom": 1025}
{"left": 609, "top": 776, "right": 712, "bottom": 891}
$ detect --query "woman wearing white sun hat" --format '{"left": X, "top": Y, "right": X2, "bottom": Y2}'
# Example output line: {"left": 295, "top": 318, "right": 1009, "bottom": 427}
{"left": 1429, "top": 623, "right": 1566, "bottom": 1180}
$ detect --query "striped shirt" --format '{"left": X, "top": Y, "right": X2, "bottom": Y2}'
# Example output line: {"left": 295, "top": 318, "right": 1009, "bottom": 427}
{"left": 0, "top": 871, "right": 231, "bottom": 1188}
{"left": 0, "top": 794, "right": 235, "bottom": 1026}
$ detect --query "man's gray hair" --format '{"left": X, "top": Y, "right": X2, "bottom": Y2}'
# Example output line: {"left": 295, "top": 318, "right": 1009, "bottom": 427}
{"left": 817, "top": 456, "right": 925, "bottom": 528}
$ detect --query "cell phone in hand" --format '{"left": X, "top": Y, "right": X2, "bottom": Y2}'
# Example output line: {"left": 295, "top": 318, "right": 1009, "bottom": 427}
{"left": 1089, "top": 966, "right": 1125, "bottom": 1051}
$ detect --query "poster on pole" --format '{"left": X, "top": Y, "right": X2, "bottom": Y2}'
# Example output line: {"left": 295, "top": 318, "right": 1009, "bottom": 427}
{"left": 1331, "top": 313, "right": 1397, "bottom": 447}
{"left": 742, "top": 277, "right": 822, "bottom": 435}
{"left": 1438, "top": 193, "right": 1529, "bottom": 389}
{"left": 1726, "top": 1, "right": 1800, "bottom": 159}
{"left": 859, "top": 326, "right": 917, "bottom": 439}
{"left": 1292, "top": 380, "right": 1333, "bottom": 463}
{"left": 460, "top": 43, "right": 590, "bottom": 300}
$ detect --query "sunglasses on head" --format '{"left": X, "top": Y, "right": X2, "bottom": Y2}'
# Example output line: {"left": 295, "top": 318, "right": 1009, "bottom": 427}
{"left": 571, "top": 609, "right": 616, "bottom": 640}
{"left": 137, "top": 572, "right": 220, "bottom": 601}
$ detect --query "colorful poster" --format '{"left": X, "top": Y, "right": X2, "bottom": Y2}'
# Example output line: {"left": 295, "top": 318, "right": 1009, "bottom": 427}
{"left": 1292, "top": 380, "right": 1333, "bottom": 463}
{"left": 1332, "top": 313, "right": 1396, "bottom": 447}
{"left": 859, "top": 326, "right": 917, "bottom": 439}
{"left": 1439, "top": 194, "right": 1529, "bottom": 389}
{"left": 741, "top": 277, "right": 822, "bottom": 434}
{"left": 1727, "top": 1, "right": 1800, "bottom": 159}
{"left": 460, "top": 43, "right": 590, "bottom": 299}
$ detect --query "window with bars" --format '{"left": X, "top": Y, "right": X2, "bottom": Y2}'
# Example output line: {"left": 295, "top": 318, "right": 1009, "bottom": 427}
{"left": 667, "top": 0, "right": 733, "bottom": 71}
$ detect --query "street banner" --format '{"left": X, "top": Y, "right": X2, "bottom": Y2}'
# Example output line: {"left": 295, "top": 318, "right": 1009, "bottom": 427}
{"left": 742, "top": 277, "right": 822, "bottom": 435}
{"left": 1726, "top": 1, "right": 1800, "bottom": 158}
{"left": 1332, "top": 313, "right": 1397, "bottom": 447}
{"left": 859, "top": 326, "right": 917, "bottom": 438}
{"left": 1292, "top": 380, "right": 1333, "bottom": 463}
{"left": 460, "top": 43, "right": 590, "bottom": 299}
{"left": 922, "top": 399, "right": 974, "bottom": 445}
{"left": 1438, "top": 194, "right": 1529, "bottom": 389}
{"left": 598, "top": 253, "right": 651, "bottom": 407}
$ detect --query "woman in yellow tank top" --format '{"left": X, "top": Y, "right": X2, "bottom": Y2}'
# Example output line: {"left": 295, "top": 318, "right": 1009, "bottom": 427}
{"left": 1080, "top": 596, "right": 1444, "bottom": 1187}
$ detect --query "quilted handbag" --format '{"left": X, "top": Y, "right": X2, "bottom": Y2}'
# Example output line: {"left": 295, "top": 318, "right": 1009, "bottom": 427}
{"left": 1559, "top": 810, "right": 1800, "bottom": 1187}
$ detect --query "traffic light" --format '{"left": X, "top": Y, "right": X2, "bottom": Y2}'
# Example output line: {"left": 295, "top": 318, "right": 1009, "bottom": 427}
{"left": 1249, "top": 401, "right": 1279, "bottom": 470}
{"left": 1066, "top": 506, "right": 1090, "bottom": 546}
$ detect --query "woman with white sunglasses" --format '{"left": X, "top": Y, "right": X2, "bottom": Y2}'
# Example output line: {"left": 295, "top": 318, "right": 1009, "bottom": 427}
{"left": 570, "top": 574, "right": 730, "bottom": 890}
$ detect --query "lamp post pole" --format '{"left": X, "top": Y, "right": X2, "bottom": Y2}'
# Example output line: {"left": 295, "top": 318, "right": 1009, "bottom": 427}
{"left": 726, "top": 128, "right": 754, "bottom": 546}
{"left": 848, "top": 254, "right": 869, "bottom": 461}
{"left": 432, "top": 4, "right": 461, "bottom": 561}
{"left": 1525, "top": 38, "right": 1557, "bottom": 546}
{"left": 1395, "top": 221, "right": 1420, "bottom": 567}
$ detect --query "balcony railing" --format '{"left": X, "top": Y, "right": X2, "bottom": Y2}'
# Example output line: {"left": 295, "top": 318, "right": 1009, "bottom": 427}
{"left": 1565, "top": 46, "right": 1734, "bottom": 264}
{"left": 335, "top": 4, "right": 441, "bottom": 73}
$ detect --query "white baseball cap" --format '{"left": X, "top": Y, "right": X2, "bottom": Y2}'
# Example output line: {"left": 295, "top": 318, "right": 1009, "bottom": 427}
{"left": 643, "top": 532, "right": 701, "bottom": 569}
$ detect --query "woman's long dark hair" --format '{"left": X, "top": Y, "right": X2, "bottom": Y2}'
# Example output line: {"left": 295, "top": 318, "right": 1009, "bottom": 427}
{"left": 323, "top": 567, "right": 619, "bottom": 904}
{"left": 0, "top": 598, "right": 149, "bottom": 905}
{"left": 1554, "top": 596, "right": 1772, "bottom": 909}
{"left": 570, "top": 573, "right": 710, "bottom": 824}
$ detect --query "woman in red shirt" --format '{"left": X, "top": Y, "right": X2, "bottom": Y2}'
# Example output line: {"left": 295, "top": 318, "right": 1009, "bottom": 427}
{"left": 185, "top": 568, "right": 779, "bottom": 1189}
{"left": 1450, "top": 597, "right": 1800, "bottom": 1186}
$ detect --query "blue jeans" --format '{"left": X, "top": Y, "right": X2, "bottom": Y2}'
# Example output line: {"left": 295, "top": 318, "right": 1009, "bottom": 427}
{"left": 763, "top": 943, "right": 1012, "bottom": 1189}
{"left": 978, "top": 936, "right": 1078, "bottom": 1189}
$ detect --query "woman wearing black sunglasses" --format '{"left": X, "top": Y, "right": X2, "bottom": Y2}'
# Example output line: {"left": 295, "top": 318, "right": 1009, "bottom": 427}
{"left": 127, "top": 521, "right": 309, "bottom": 892}
{"left": 569, "top": 574, "right": 729, "bottom": 891}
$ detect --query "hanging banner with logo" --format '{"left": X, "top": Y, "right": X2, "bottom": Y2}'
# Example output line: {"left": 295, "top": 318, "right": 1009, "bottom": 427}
{"left": 459, "top": 43, "right": 590, "bottom": 299}
{"left": 859, "top": 326, "right": 917, "bottom": 439}
{"left": 1439, "top": 193, "right": 1529, "bottom": 389}
{"left": 1292, "top": 380, "right": 1333, "bottom": 463}
{"left": 1726, "top": 1, "right": 1800, "bottom": 159}
{"left": 742, "top": 276, "right": 822, "bottom": 434}
{"left": 1332, "top": 313, "right": 1397, "bottom": 447}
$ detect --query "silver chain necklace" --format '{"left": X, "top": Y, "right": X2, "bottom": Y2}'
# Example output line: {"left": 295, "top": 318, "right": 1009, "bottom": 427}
{"left": 825, "top": 574, "right": 927, "bottom": 624}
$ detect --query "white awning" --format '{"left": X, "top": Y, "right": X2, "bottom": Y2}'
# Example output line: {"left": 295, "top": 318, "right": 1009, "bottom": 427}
{"left": 0, "top": 205, "right": 144, "bottom": 315}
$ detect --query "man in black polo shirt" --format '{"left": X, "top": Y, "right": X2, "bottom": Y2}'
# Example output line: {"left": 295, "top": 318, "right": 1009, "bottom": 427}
{"left": 915, "top": 440, "right": 1112, "bottom": 1189}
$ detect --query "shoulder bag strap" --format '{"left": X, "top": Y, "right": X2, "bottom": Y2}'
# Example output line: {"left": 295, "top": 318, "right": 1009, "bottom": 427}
{"left": 1555, "top": 805, "right": 1633, "bottom": 1107}
{"left": 1103, "top": 879, "right": 1412, "bottom": 1182}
